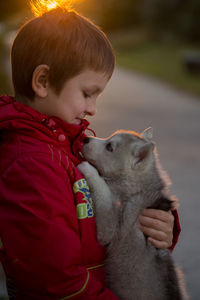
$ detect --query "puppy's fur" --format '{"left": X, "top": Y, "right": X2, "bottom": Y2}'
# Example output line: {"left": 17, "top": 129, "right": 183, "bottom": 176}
{"left": 78, "top": 128, "right": 187, "bottom": 300}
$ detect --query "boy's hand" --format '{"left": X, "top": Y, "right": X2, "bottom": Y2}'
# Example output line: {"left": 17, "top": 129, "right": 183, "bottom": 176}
{"left": 139, "top": 209, "right": 174, "bottom": 249}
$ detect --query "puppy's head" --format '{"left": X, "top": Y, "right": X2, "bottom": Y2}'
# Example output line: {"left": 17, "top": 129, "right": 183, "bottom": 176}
{"left": 82, "top": 128, "right": 155, "bottom": 178}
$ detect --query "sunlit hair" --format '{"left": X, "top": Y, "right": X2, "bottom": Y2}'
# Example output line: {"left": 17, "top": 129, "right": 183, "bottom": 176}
{"left": 30, "top": 0, "right": 74, "bottom": 17}
{"left": 11, "top": 6, "right": 115, "bottom": 100}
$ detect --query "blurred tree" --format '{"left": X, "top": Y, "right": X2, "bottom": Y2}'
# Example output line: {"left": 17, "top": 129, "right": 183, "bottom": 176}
{"left": 0, "top": 0, "right": 29, "bottom": 21}
{"left": 177, "top": 0, "right": 200, "bottom": 41}
{"left": 75, "top": 0, "right": 142, "bottom": 30}
{"left": 141, "top": 0, "right": 181, "bottom": 31}
{"left": 141, "top": 0, "right": 200, "bottom": 42}
{"left": 96, "top": 0, "right": 141, "bottom": 30}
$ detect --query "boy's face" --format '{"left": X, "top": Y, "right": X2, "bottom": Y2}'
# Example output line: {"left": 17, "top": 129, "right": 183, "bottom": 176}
{"left": 45, "top": 69, "right": 109, "bottom": 124}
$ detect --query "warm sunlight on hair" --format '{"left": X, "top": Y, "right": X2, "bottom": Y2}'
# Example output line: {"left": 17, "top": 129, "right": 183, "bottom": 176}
{"left": 30, "top": 0, "right": 80, "bottom": 16}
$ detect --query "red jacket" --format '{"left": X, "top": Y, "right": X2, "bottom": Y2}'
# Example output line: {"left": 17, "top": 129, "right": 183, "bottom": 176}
{"left": 0, "top": 95, "right": 180, "bottom": 299}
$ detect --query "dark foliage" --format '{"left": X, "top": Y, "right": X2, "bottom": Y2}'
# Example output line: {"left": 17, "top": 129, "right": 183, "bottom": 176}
{"left": 0, "top": 0, "right": 28, "bottom": 21}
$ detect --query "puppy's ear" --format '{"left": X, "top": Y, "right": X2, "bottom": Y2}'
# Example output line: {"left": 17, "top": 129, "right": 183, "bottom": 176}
{"left": 133, "top": 142, "right": 154, "bottom": 165}
{"left": 141, "top": 127, "right": 153, "bottom": 140}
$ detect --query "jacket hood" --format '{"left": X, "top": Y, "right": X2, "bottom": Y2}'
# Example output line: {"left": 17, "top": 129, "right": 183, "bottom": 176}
{"left": 0, "top": 95, "right": 93, "bottom": 159}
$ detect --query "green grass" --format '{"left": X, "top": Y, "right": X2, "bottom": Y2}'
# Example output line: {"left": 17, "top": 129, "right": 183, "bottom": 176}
{"left": 112, "top": 34, "right": 200, "bottom": 98}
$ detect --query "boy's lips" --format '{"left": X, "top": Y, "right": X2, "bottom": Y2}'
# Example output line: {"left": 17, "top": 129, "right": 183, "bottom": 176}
{"left": 74, "top": 116, "right": 86, "bottom": 125}
{"left": 74, "top": 118, "right": 82, "bottom": 125}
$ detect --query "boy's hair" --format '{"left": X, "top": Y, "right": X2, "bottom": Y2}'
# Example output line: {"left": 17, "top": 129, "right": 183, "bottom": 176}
{"left": 11, "top": 8, "right": 115, "bottom": 100}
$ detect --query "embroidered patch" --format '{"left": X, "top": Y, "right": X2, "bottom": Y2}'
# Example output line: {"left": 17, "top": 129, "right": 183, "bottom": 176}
{"left": 73, "top": 179, "right": 94, "bottom": 219}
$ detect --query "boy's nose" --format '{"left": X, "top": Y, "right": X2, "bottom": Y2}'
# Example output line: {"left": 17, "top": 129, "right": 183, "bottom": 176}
{"left": 87, "top": 107, "right": 96, "bottom": 116}
{"left": 86, "top": 101, "right": 97, "bottom": 116}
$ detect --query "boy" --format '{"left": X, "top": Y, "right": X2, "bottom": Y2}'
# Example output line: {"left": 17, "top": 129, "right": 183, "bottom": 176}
{"left": 0, "top": 5, "right": 180, "bottom": 299}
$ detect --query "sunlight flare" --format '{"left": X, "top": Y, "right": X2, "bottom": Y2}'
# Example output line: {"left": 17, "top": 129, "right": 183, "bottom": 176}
{"left": 30, "top": 0, "right": 82, "bottom": 16}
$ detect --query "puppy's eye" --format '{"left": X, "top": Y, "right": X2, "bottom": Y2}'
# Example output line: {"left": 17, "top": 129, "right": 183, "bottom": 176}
{"left": 106, "top": 142, "right": 113, "bottom": 152}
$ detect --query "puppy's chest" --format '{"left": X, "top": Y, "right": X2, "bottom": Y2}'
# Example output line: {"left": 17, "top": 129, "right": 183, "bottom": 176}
{"left": 112, "top": 210, "right": 145, "bottom": 247}
{"left": 108, "top": 228, "right": 153, "bottom": 277}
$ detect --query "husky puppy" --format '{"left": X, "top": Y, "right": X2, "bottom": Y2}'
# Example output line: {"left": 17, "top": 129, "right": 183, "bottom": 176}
{"left": 78, "top": 128, "right": 187, "bottom": 300}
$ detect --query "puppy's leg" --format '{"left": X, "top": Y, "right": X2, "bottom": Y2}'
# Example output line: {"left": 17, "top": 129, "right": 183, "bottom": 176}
{"left": 78, "top": 162, "right": 117, "bottom": 245}
{"left": 119, "top": 195, "right": 143, "bottom": 239}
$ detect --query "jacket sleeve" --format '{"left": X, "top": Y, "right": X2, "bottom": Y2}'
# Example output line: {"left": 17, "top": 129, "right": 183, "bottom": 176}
{"left": 0, "top": 153, "right": 119, "bottom": 300}
{"left": 169, "top": 209, "right": 181, "bottom": 251}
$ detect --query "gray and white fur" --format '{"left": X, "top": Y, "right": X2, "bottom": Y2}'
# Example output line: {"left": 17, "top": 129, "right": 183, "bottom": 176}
{"left": 78, "top": 128, "right": 187, "bottom": 300}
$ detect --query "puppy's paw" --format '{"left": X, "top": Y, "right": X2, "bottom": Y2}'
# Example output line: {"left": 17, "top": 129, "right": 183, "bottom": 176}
{"left": 77, "top": 161, "right": 98, "bottom": 178}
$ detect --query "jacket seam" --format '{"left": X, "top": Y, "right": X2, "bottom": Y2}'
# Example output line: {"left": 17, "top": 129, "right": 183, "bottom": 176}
{"left": 60, "top": 271, "right": 90, "bottom": 300}
{"left": 87, "top": 263, "right": 104, "bottom": 270}
{"left": 59, "top": 264, "right": 104, "bottom": 299}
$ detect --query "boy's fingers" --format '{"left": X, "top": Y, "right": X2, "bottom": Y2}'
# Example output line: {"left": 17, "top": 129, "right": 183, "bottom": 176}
{"left": 141, "top": 209, "right": 174, "bottom": 225}
{"left": 140, "top": 225, "right": 173, "bottom": 248}
{"left": 140, "top": 225, "right": 168, "bottom": 241}
{"left": 139, "top": 209, "right": 174, "bottom": 249}
{"left": 139, "top": 215, "right": 172, "bottom": 233}
{"left": 148, "top": 237, "right": 170, "bottom": 249}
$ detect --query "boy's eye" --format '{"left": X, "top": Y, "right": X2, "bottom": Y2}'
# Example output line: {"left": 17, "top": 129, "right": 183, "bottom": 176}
{"left": 106, "top": 142, "right": 113, "bottom": 152}
{"left": 83, "top": 91, "right": 91, "bottom": 98}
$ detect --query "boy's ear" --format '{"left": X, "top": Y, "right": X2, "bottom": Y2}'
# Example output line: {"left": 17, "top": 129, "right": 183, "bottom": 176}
{"left": 32, "top": 65, "right": 50, "bottom": 98}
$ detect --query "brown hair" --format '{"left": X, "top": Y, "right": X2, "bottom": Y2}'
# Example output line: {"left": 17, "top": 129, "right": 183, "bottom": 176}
{"left": 11, "top": 8, "right": 115, "bottom": 100}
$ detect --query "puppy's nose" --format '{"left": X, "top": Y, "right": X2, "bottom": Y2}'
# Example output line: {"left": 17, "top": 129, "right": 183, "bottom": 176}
{"left": 84, "top": 137, "right": 90, "bottom": 144}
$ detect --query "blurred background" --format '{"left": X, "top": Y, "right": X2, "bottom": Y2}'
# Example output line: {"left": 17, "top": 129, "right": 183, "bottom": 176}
{"left": 1, "top": 0, "right": 200, "bottom": 96}
{"left": 0, "top": 0, "right": 200, "bottom": 299}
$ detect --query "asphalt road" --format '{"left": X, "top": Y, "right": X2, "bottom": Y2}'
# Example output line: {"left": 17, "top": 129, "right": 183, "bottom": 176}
{"left": 89, "top": 68, "right": 200, "bottom": 300}
{"left": 1, "top": 68, "right": 200, "bottom": 299}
